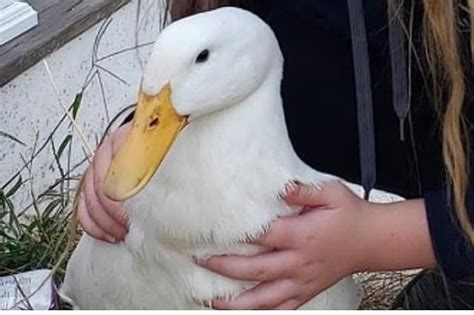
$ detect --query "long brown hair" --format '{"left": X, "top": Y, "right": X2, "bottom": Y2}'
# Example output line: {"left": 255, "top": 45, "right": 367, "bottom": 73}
{"left": 166, "top": 0, "right": 474, "bottom": 243}
{"left": 422, "top": 1, "right": 473, "bottom": 242}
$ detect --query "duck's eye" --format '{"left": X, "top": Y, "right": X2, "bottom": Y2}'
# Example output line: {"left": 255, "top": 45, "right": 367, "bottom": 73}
{"left": 195, "top": 49, "right": 210, "bottom": 64}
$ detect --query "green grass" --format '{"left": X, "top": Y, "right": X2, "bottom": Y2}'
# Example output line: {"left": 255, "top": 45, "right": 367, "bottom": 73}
{"left": 0, "top": 13, "right": 146, "bottom": 309}
{"left": 0, "top": 180, "right": 78, "bottom": 283}
{"left": 0, "top": 77, "right": 133, "bottom": 311}
{"left": 0, "top": 86, "right": 88, "bottom": 309}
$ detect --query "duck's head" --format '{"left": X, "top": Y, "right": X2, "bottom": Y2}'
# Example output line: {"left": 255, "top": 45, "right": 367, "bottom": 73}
{"left": 103, "top": 7, "right": 282, "bottom": 201}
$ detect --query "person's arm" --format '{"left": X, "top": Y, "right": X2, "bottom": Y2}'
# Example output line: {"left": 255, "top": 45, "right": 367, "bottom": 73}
{"left": 361, "top": 198, "right": 436, "bottom": 272}
{"left": 198, "top": 180, "right": 437, "bottom": 310}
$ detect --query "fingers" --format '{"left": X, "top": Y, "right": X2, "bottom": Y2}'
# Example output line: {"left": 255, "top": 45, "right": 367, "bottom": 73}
{"left": 83, "top": 167, "right": 128, "bottom": 241}
{"left": 201, "top": 250, "right": 299, "bottom": 282}
{"left": 76, "top": 195, "right": 114, "bottom": 243}
{"left": 212, "top": 280, "right": 297, "bottom": 310}
{"left": 76, "top": 125, "right": 132, "bottom": 243}
{"left": 93, "top": 136, "right": 128, "bottom": 227}
{"left": 253, "top": 219, "right": 298, "bottom": 249}
{"left": 274, "top": 299, "right": 302, "bottom": 310}
{"left": 283, "top": 180, "right": 341, "bottom": 208}
{"left": 111, "top": 123, "right": 131, "bottom": 154}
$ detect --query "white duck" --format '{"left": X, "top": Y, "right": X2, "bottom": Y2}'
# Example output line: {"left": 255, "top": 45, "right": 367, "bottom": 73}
{"left": 62, "top": 7, "right": 361, "bottom": 310}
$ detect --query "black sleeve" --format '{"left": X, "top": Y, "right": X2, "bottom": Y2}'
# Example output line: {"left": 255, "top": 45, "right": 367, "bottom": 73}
{"left": 424, "top": 184, "right": 474, "bottom": 280}
{"left": 423, "top": 54, "right": 474, "bottom": 280}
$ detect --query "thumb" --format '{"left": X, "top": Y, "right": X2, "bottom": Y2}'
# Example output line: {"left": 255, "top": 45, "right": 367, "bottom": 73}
{"left": 283, "top": 181, "right": 334, "bottom": 208}
{"left": 111, "top": 123, "right": 131, "bottom": 155}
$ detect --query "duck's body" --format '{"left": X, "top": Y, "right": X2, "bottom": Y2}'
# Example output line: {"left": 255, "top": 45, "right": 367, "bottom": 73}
{"left": 62, "top": 7, "right": 361, "bottom": 309}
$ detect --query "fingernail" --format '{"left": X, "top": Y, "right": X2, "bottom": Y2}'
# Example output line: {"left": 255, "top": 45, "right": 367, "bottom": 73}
{"left": 120, "top": 210, "right": 129, "bottom": 223}
{"left": 311, "top": 182, "right": 322, "bottom": 191}
{"left": 193, "top": 256, "right": 207, "bottom": 266}
{"left": 106, "top": 235, "right": 117, "bottom": 244}
{"left": 284, "top": 181, "right": 299, "bottom": 197}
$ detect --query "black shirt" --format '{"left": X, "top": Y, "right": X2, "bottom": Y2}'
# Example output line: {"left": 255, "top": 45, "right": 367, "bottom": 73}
{"left": 240, "top": 0, "right": 474, "bottom": 280}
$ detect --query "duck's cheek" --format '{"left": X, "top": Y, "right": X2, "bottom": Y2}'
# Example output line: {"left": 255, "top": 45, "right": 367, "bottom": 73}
{"left": 103, "top": 83, "right": 188, "bottom": 201}
{"left": 170, "top": 78, "right": 230, "bottom": 117}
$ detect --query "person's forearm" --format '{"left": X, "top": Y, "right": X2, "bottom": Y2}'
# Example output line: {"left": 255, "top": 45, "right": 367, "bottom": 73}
{"left": 357, "top": 199, "right": 437, "bottom": 272}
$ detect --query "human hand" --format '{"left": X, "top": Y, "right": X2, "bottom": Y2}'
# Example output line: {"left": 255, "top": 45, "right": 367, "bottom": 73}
{"left": 76, "top": 123, "right": 131, "bottom": 243}
{"left": 198, "top": 180, "right": 370, "bottom": 310}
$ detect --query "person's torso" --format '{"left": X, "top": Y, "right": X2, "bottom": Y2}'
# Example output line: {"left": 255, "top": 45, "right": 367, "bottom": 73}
{"left": 243, "top": 0, "right": 446, "bottom": 198}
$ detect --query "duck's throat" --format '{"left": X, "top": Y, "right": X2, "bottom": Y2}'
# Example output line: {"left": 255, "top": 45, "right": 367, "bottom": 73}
{"left": 125, "top": 73, "right": 301, "bottom": 245}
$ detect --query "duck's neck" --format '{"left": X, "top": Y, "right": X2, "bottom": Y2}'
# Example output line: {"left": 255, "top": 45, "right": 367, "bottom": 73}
{"left": 191, "top": 68, "right": 297, "bottom": 166}
{"left": 126, "top": 69, "right": 305, "bottom": 247}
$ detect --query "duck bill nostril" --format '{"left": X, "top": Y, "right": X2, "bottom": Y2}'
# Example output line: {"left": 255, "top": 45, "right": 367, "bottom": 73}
{"left": 149, "top": 117, "right": 160, "bottom": 130}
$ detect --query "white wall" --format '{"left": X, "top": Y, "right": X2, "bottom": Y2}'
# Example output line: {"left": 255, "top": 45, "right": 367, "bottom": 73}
{"left": 0, "top": 0, "right": 163, "bottom": 209}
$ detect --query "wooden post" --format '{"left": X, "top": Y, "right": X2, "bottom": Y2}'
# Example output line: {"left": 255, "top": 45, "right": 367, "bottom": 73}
{"left": 0, "top": 1, "right": 38, "bottom": 45}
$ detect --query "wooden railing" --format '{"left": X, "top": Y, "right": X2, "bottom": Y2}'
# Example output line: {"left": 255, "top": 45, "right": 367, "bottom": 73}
{"left": 0, "top": 0, "right": 130, "bottom": 87}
